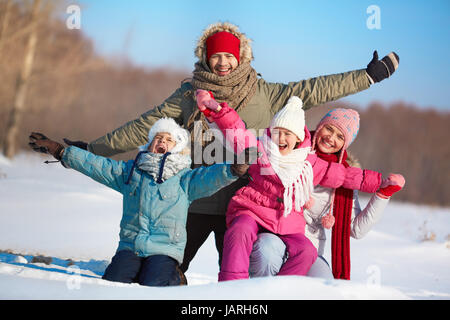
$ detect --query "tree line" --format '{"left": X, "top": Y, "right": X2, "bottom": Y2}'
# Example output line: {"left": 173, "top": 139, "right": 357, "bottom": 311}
{"left": 0, "top": 0, "right": 448, "bottom": 207}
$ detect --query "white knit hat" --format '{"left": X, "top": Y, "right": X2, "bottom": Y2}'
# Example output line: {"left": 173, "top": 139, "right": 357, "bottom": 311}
{"left": 270, "top": 96, "right": 305, "bottom": 141}
{"left": 139, "top": 118, "right": 190, "bottom": 154}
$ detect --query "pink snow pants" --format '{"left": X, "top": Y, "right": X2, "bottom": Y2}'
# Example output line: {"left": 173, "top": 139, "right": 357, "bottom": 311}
{"left": 218, "top": 214, "right": 318, "bottom": 281}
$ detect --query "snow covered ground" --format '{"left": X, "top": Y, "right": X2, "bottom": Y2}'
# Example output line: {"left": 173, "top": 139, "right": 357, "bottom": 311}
{"left": 0, "top": 152, "right": 449, "bottom": 300}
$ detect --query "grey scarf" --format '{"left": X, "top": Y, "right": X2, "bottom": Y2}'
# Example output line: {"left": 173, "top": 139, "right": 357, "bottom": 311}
{"left": 137, "top": 152, "right": 192, "bottom": 183}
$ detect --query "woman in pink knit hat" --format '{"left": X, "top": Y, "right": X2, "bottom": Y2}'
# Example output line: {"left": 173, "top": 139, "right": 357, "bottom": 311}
{"left": 195, "top": 90, "right": 405, "bottom": 281}
{"left": 249, "top": 108, "right": 405, "bottom": 280}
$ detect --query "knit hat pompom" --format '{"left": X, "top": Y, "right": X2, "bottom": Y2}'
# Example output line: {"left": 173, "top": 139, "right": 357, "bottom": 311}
{"left": 321, "top": 212, "right": 335, "bottom": 229}
{"left": 270, "top": 96, "right": 305, "bottom": 141}
{"left": 139, "top": 118, "right": 190, "bottom": 155}
{"left": 304, "top": 196, "right": 315, "bottom": 210}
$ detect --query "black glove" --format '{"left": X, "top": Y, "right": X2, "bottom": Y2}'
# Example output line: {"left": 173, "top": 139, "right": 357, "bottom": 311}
{"left": 29, "top": 132, "right": 65, "bottom": 160}
{"left": 366, "top": 50, "right": 399, "bottom": 83}
{"left": 230, "top": 147, "right": 260, "bottom": 178}
{"left": 63, "top": 138, "right": 88, "bottom": 151}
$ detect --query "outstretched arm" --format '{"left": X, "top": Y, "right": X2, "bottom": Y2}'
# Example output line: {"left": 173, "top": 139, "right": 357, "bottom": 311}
{"left": 310, "top": 155, "right": 382, "bottom": 193}
{"left": 29, "top": 132, "right": 127, "bottom": 193}
{"left": 350, "top": 191, "right": 389, "bottom": 239}
{"left": 350, "top": 173, "right": 404, "bottom": 238}
{"left": 181, "top": 164, "right": 238, "bottom": 202}
{"left": 264, "top": 51, "right": 399, "bottom": 113}
{"left": 311, "top": 156, "right": 405, "bottom": 197}
{"left": 66, "top": 85, "right": 188, "bottom": 157}
{"left": 195, "top": 89, "right": 259, "bottom": 155}
{"left": 61, "top": 146, "right": 128, "bottom": 193}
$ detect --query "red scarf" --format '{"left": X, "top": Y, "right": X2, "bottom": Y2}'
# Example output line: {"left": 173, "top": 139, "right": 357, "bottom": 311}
{"left": 312, "top": 132, "right": 353, "bottom": 280}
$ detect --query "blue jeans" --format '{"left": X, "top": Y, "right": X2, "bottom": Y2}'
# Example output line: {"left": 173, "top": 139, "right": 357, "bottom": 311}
{"left": 102, "top": 250, "right": 181, "bottom": 286}
{"left": 249, "top": 232, "right": 334, "bottom": 279}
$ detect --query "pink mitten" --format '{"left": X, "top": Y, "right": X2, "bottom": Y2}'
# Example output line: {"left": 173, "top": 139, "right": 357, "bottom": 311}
{"left": 376, "top": 173, "right": 405, "bottom": 199}
{"left": 195, "top": 89, "right": 222, "bottom": 113}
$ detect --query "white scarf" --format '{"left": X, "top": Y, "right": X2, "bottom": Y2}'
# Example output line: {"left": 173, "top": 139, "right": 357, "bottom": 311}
{"left": 260, "top": 132, "right": 314, "bottom": 217}
{"left": 137, "top": 152, "right": 192, "bottom": 182}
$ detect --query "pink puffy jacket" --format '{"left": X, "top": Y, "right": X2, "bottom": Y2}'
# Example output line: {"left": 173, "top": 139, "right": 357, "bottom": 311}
{"left": 209, "top": 104, "right": 382, "bottom": 235}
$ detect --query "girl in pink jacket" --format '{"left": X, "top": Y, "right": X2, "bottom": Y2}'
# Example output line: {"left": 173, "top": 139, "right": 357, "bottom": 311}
{"left": 195, "top": 90, "right": 402, "bottom": 281}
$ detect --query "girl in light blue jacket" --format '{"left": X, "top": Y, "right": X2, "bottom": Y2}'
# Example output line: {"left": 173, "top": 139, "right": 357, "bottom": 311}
{"left": 29, "top": 118, "right": 245, "bottom": 286}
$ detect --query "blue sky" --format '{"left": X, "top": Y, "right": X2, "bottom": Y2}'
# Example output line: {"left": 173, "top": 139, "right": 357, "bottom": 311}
{"left": 72, "top": 0, "right": 450, "bottom": 111}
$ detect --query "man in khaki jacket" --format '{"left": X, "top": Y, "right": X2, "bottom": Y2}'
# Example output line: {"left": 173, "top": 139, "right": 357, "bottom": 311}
{"left": 65, "top": 22, "right": 399, "bottom": 276}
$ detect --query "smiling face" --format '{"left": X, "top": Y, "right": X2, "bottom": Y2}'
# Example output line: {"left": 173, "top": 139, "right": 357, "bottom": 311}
{"left": 208, "top": 52, "right": 239, "bottom": 76}
{"left": 148, "top": 132, "right": 176, "bottom": 154}
{"left": 315, "top": 124, "right": 345, "bottom": 154}
{"left": 271, "top": 127, "right": 302, "bottom": 156}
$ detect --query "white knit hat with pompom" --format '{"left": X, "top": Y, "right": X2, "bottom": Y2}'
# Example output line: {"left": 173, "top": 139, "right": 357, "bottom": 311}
{"left": 270, "top": 96, "right": 305, "bottom": 141}
{"left": 139, "top": 118, "right": 190, "bottom": 155}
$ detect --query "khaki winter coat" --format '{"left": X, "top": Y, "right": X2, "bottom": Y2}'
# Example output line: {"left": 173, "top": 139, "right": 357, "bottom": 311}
{"left": 88, "top": 70, "right": 371, "bottom": 215}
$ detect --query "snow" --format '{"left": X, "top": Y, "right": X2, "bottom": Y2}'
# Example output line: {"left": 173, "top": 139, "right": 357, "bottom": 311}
{"left": 0, "top": 152, "right": 449, "bottom": 300}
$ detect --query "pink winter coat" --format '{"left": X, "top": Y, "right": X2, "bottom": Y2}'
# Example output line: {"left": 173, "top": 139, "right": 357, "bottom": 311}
{"left": 209, "top": 104, "right": 382, "bottom": 235}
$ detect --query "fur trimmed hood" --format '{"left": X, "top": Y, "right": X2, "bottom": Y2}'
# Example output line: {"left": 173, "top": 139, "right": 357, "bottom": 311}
{"left": 346, "top": 151, "right": 361, "bottom": 168}
{"left": 194, "top": 22, "right": 253, "bottom": 64}
{"left": 139, "top": 118, "right": 191, "bottom": 155}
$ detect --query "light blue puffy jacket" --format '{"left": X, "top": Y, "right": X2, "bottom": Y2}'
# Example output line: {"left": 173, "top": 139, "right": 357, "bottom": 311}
{"left": 62, "top": 146, "right": 237, "bottom": 264}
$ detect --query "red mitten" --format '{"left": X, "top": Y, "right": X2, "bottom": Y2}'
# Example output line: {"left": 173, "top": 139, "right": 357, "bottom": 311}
{"left": 376, "top": 173, "right": 405, "bottom": 199}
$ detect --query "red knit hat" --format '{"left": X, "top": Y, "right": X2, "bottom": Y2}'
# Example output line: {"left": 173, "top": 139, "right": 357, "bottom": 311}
{"left": 206, "top": 31, "right": 240, "bottom": 63}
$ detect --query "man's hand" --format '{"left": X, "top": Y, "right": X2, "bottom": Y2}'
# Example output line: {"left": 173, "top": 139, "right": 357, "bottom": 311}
{"left": 230, "top": 147, "right": 259, "bottom": 177}
{"left": 366, "top": 50, "right": 400, "bottom": 83}
{"left": 29, "top": 132, "right": 65, "bottom": 160}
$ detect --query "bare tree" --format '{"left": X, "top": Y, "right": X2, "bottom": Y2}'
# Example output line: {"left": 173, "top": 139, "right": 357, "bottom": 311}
{"left": 2, "top": 0, "right": 41, "bottom": 158}
{"left": 0, "top": 0, "right": 13, "bottom": 60}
